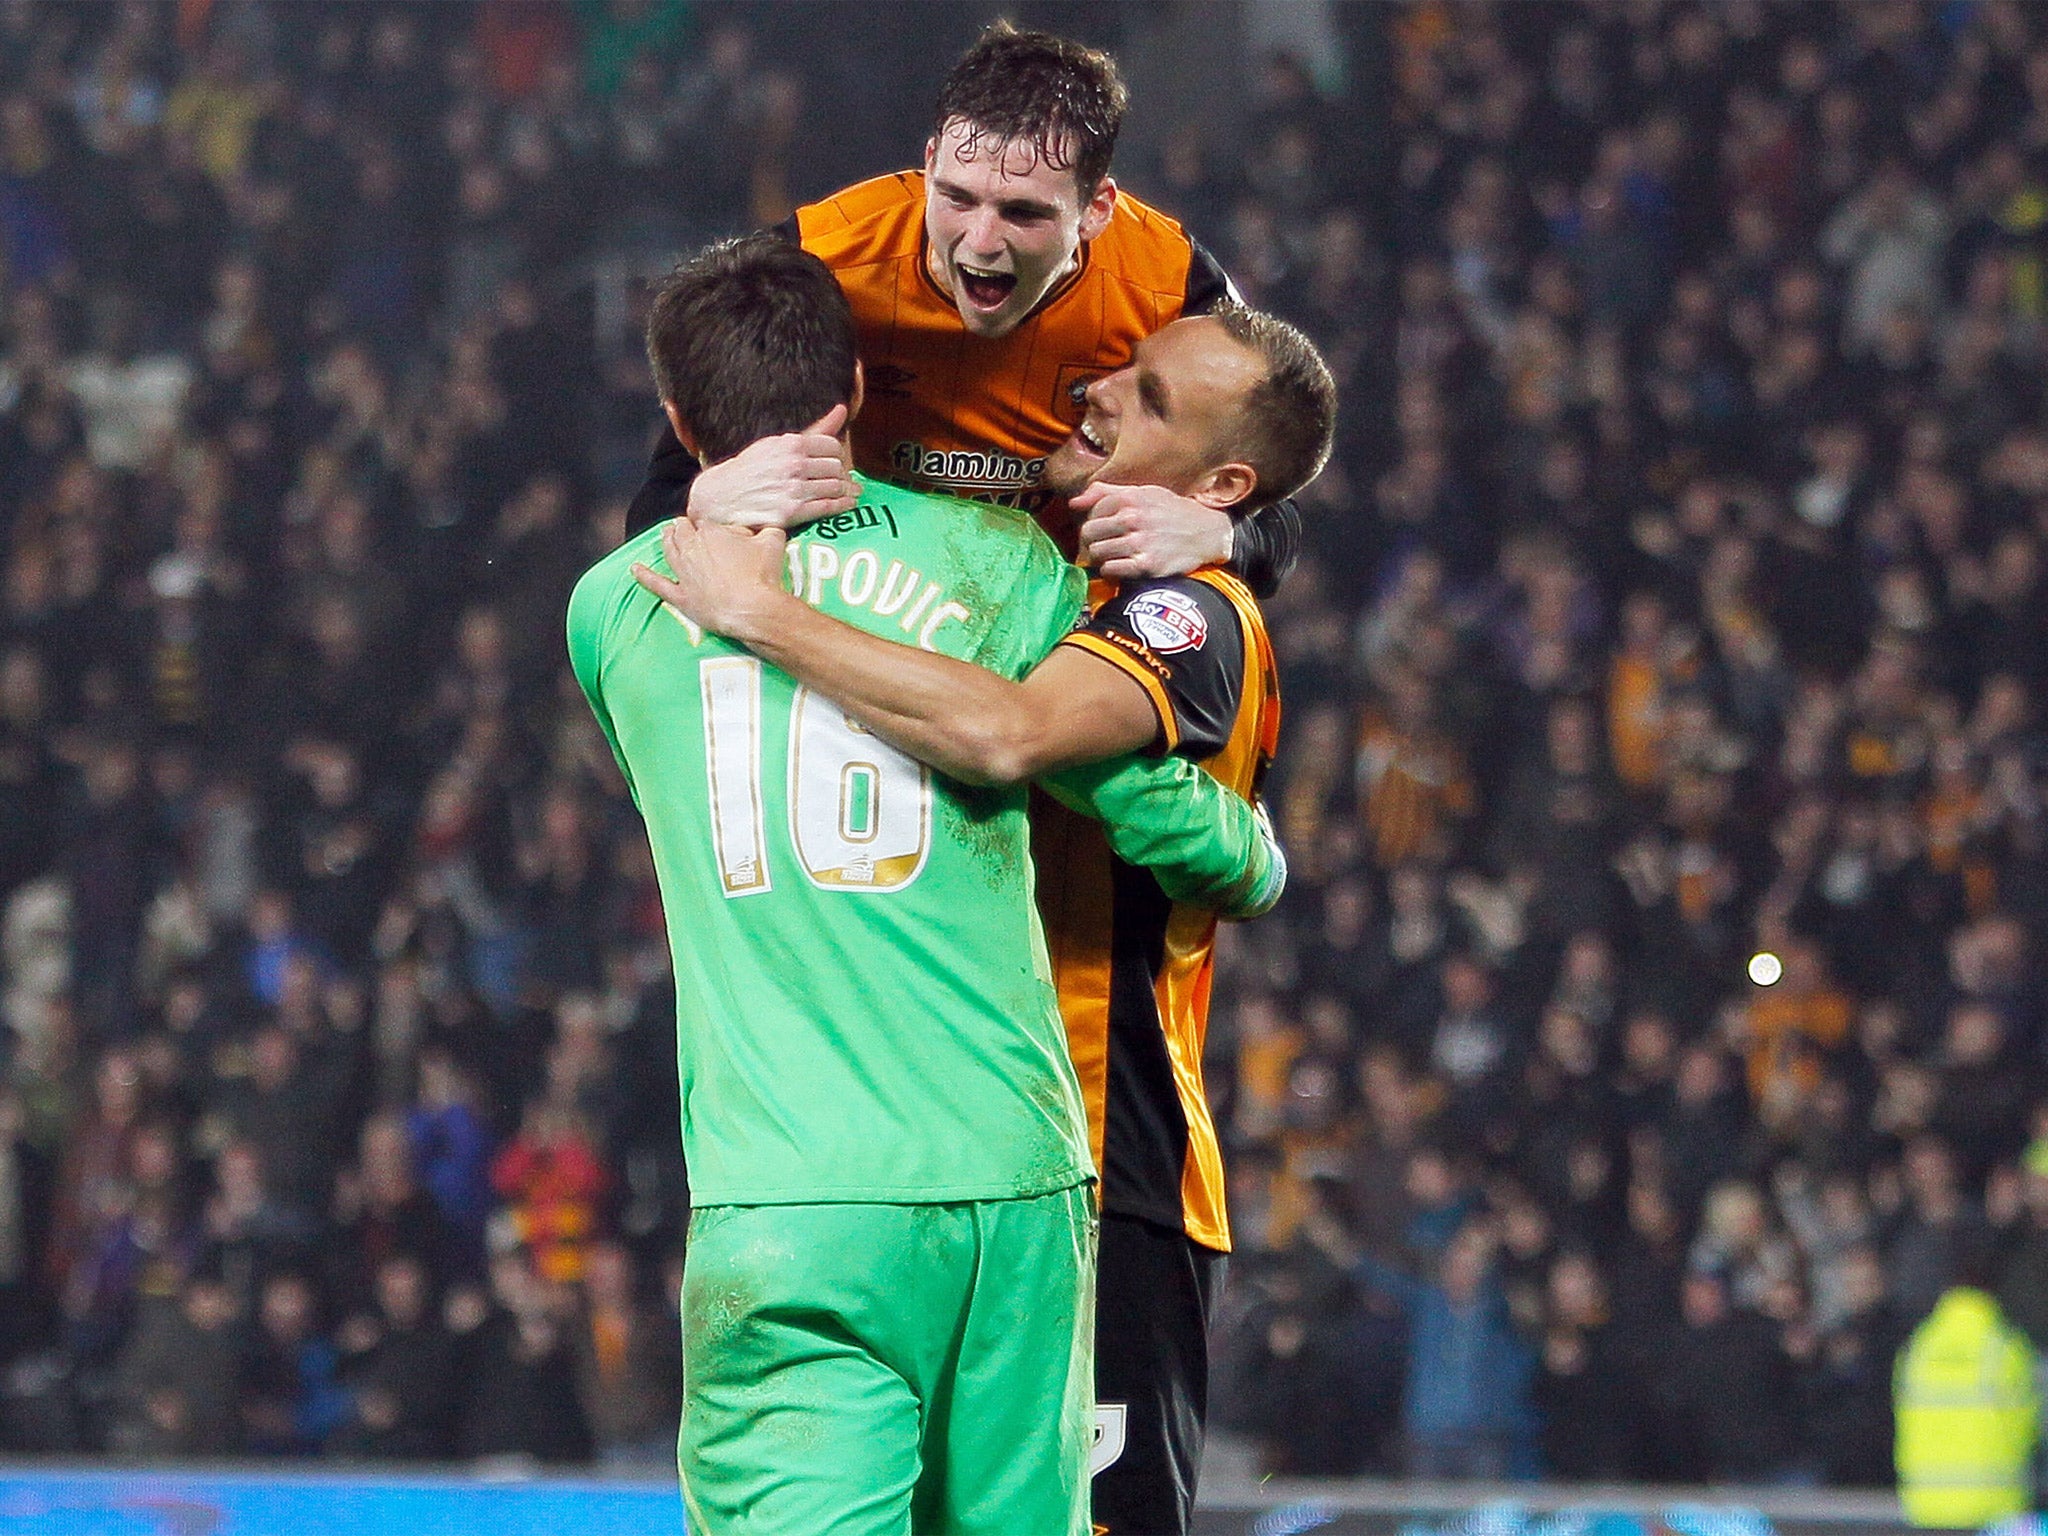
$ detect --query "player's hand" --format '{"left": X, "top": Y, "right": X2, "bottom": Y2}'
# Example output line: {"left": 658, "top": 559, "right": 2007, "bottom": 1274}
{"left": 686, "top": 404, "right": 859, "bottom": 529}
{"left": 632, "top": 518, "right": 791, "bottom": 643}
{"left": 1071, "top": 482, "right": 1233, "bottom": 580}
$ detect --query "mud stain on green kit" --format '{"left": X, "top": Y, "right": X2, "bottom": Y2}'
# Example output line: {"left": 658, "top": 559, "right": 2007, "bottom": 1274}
{"left": 934, "top": 789, "right": 1025, "bottom": 893}
{"left": 682, "top": 1216, "right": 791, "bottom": 1350}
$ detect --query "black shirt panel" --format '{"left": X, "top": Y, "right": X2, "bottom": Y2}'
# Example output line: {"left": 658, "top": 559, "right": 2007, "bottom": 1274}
{"left": 623, "top": 422, "right": 697, "bottom": 541}
{"left": 1101, "top": 856, "right": 1189, "bottom": 1232}
{"left": 1182, "top": 237, "right": 1240, "bottom": 314}
{"left": 1080, "top": 576, "right": 1246, "bottom": 760}
{"left": 1231, "top": 498, "right": 1302, "bottom": 599}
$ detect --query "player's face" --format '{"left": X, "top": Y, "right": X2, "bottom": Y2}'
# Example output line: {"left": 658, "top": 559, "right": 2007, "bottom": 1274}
{"left": 923, "top": 120, "right": 1115, "bottom": 338}
{"left": 1044, "top": 317, "right": 1265, "bottom": 499}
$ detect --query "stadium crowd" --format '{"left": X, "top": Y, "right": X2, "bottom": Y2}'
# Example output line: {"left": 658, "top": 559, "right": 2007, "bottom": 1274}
{"left": 0, "top": 0, "right": 2046, "bottom": 1488}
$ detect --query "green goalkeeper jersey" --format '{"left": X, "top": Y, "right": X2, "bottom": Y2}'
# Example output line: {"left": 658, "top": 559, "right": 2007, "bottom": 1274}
{"left": 567, "top": 472, "right": 1269, "bottom": 1206}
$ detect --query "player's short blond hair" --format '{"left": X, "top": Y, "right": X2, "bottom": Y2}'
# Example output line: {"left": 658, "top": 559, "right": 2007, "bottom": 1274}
{"left": 1213, "top": 305, "right": 1337, "bottom": 510}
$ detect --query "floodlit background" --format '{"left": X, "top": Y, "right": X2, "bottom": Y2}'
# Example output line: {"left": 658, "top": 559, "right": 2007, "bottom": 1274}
{"left": 0, "top": 0, "right": 2043, "bottom": 1523}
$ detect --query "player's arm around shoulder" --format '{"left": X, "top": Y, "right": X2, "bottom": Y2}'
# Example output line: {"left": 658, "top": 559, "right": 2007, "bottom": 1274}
{"left": 957, "top": 646, "right": 1158, "bottom": 786}
{"left": 927, "top": 524, "right": 1151, "bottom": 786}
{"left": 959, "top": 523, "right": 1264, "bottom": 784}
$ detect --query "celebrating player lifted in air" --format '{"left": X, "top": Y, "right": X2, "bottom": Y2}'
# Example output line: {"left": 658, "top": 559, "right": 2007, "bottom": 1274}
{"left": 642, "top": 305, "right": 1336, "bottom": 1536}
{"left": 569, "top": 238, "right": 1284, "bottom": 1535}
{"left": 631, "top": 22, "right": 1299, "bottom": 596}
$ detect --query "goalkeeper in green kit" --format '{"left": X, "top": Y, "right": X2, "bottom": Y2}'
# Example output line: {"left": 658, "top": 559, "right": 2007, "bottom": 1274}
{"left": 566, "top": 235, "right": 1280, "bottom": 1535}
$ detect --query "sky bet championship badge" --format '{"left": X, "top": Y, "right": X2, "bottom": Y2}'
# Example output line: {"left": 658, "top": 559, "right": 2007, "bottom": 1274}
{"left": 1124, "top": 589, "right": 1208, "bottom": 655}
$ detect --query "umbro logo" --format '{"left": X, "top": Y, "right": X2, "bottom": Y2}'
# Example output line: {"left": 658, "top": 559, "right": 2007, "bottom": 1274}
{"left": 866, "top": 363, "right": 917, "bottom": 397}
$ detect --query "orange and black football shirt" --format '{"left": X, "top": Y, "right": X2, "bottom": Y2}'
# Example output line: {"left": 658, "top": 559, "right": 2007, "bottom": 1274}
{"left": 1036, "top": 568, "right": 1279, "bottom": 1253}
{"left": 788, "top": 171, "right": 1231, "bottom": 521}
{"left": 625, "top": 172, "right": 1233, "bottom": 540}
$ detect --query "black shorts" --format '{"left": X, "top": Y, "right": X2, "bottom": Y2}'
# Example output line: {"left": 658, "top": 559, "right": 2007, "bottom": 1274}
{"left": 1090, "top": 1210, "right": 1227, "bottom": 1536}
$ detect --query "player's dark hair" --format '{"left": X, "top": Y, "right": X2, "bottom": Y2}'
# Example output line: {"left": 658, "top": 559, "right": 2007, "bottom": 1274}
{"left": 646, "top": 235, "right": 859, "bottom": 463}
{"left": 932, "top": 21, "right": 1128, "bottom": 192}
{"left": 1212, "top": 305, "right": 1337, "bottom": 510}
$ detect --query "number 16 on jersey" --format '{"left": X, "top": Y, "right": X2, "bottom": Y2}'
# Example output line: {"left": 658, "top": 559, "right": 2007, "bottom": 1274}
{"left": 699, "top": 656, "right": 932, "bottom": 897}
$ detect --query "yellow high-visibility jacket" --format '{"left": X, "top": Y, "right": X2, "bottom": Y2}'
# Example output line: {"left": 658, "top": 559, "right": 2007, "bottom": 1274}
{"left": 1895, "top": 1287, "right": 2039, "bottom": 1528}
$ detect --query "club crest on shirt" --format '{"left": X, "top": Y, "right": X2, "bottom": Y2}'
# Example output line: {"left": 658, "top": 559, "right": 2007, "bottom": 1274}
{"left": 1054, "top": 363, "right": 1106, "bottom": 423}
{"left": 1124, "top": 589, "right": 1207, "bottom": 655}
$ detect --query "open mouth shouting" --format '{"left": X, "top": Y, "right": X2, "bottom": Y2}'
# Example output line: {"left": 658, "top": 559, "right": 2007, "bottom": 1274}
{"left": 1045, "top": 400, "right": 1119, "bottom": 494}
{"left": 954, "top": 260, "right": 1018, "bottom": 313}
{"left": 1071, "top": 416, "right": 1111, "bottom": 461}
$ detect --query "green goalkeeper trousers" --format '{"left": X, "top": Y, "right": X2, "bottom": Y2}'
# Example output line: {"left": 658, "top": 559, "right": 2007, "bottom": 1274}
{"left": 678, "top": 1183, "right": 1096, "bottom": 1536}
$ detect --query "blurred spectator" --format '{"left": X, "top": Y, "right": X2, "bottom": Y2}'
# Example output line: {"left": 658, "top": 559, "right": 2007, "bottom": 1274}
{"left": 241, "top": 1271, "right": 351, "bottom": 1457}
{"left": 1534, "top": 1249, "right": 1636, "bottom": 1480}
{"left": 1992, "top": 1133, "right": 2048, "bottom": 1353}
{"left": 1822, "top": 160, "right": 1949, "bottom": 355}
{"left": 576, "top": 0, "right": 689, "bottom": 101}
{"left": 324, "top": 1112, "right": 454, "bottom": 1317}
{"left": 1343, "top": 1215, "right": 1537, "bottom": 1480}
{"left": 58, "top": 1117, "right": 189, "bottom": 1367}
{"left": 108, "top": 1267, "right": 242, "bottom": 1457}
{"left": 1657, "top": 1044, "right": 1748, "bottom": 1221}
{"left": 0, "top": 1083, "right": 54, "bottom": 1365}
{"left": 1657, "top": 1268, "right": 1803, "bottom": 1483}
{"left": 567, "top": 1238, "right": 679, "bottom": 1469}
{"left": 208, "top": 1022, "right": 347, "bottom": 1222}
{"left": 1213, "top": 1177, "right": 1404, "bottom": 1477}
{"left": 1799, "top": 1242, "right": 1903, "bottom": 1488}
{"left": 1884, "top": 1134, "right": 1989, "bottom": 1326}
{"left": 46, "top": 1047, "right": 145, "bottom": 1311}
{"left": 489, "top": 1100, "right": 604, "bottom": 1286}
{"left": 455, "top": 1250, "right": 591, "bottom": 1464}
{"left": 195, "top": 1140, "right": 316, "bottom": 1317}
{"left": 1894, "top": 1239, "right": 2038, "bottom": 1528}
{"left": 332, "top": 1251, "right": 454, "bottom": 1460}
{"left": 1688, "top": 1179, "right": 1800, "bottom": 1314}
{"left": 405, "top": 1044, "right": 494, "bottom": 1272}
